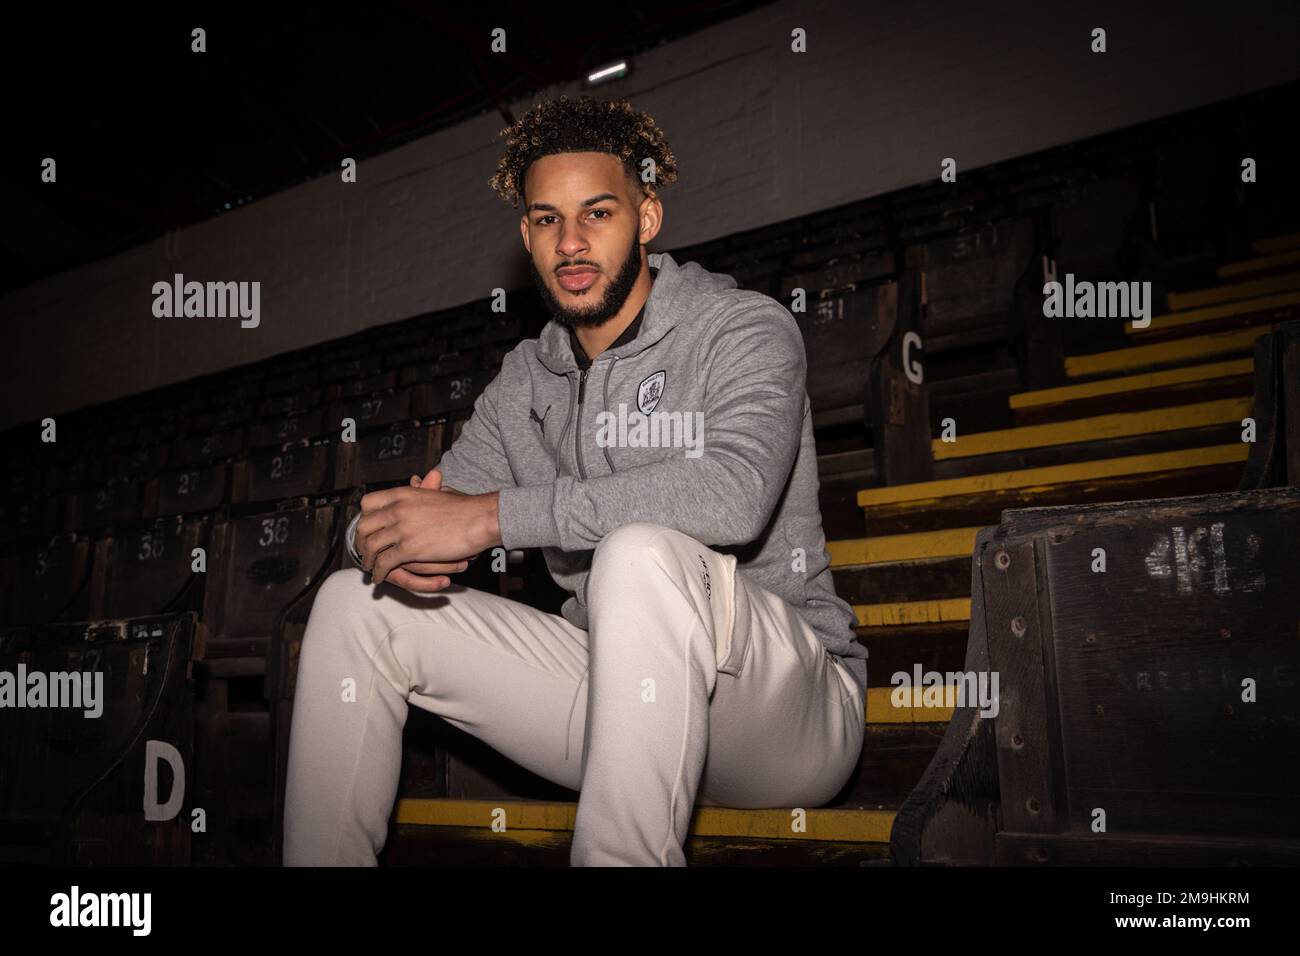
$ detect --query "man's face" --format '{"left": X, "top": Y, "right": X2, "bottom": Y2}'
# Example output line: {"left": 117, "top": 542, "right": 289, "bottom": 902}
{"left": 520, "top": 151, "right": 652, "bottom": 330}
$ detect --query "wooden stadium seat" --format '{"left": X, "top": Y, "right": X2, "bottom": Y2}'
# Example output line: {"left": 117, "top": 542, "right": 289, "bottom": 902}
{"left": 797, "top": 284, "right": 889, "bottom": 417}
{"left": 89, "top": 514, "right": 209, "bottom": 619}
{"left": 202, "top": 499, "right": 341, "bottom": 667}
{"left": 333, "top": 420, "right": 444, "bottom": 488}
{"left": 323, "top": 369, "right": 397, "bottom": 400}
{"left": 192, "top": 671, "right": 280, "bottom": 866}
{"left": 199, "top": 375, "right": 262, "bottom": 411}
{"left": 6, "top": 533, "right": 93, "bottom": 624}
{"left": 396, "top": 350, "right": 480, "bottom": 386}
{"left": 0, "top": 613, "right": 201, "bottom": 864}
{"left": 321, "top": 352, "right": 386, "bottom": 384}
{"left": 450, "top": 315, "right": 522, "bottom": 350}
{"left": 912, "top": 218, "right": 1034, "bottom": 352}
{"left": 258, "top": 362, "right": 320, "bottom": 397}
{"left": 324, "top": 386, "right": 413, "bottom": 434}
{"left": 167, "top": 426, "right": 247, "bottom": 466}
{"left": 893, "top": 488, "right": 1300, "bottom": 865}
{"left": 247, "top": 409, "right": 324, "bottom": 450}
{"left": 232, "top": 438, "right": 334, "bottom": 503}
{"left": 102, "top": 425, "right": 141, "bottom": 454}
{"left": 254, "top": 385, "right": 324, "bottom": 418}
{"left": 1, "top": 463, "right": 38, "bottom": 494}
{"left": 1238, "top": 320, "right": 1300, "bottom": 489}
{"left": 138, "top": 413, "right": 184, "bottom": 447}
{"left": 0, "top": 494, "right": 65, "bottom": 544}
{"left": 2, "top": 460, "right": 61, "bottom": 539}
{"left": 381, "top": 336, "right": 452, "bottom": 370}
{"left": 66, "top": 478, "right": 145, "bottom": 531}
{"left": 1050, "top": 174, "right": 1140, "bottom": 281}
{"left": 43, "top": 447, "right": 108, "bottom": 495}
{"left": 146, "top": 461, "right": 230, "bottom": 516}
{"left": 189, "top": 401, "right": 258, "bottom": 434}
{"left": 416, "top": 368, "right": 491, "bottom": 418}
{"left": 107, "top": 443, "right": 167, "bottom": 482}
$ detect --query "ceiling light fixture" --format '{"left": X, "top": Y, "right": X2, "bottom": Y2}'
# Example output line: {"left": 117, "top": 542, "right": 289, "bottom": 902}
{"left": 585, "top": 60, "right": 629, "bottom": 86}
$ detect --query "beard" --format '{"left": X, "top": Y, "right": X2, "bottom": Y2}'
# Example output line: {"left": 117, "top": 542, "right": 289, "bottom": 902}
{"left": 528, "top": 227, "right": 644, "bottom": 331}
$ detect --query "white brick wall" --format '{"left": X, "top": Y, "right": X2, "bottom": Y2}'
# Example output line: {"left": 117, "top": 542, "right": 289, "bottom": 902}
{"left": 2, "top": 0, "right": 1297, "bottom": 429}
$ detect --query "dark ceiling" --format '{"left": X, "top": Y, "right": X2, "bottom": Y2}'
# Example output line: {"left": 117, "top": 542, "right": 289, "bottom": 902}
{"left": 0, "top": 1, "right": 775, "bottom": 297}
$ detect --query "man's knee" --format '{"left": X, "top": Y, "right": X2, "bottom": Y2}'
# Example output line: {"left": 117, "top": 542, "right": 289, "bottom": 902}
{"left": 300, "top": 567, "right": 371, "bottom": 650}
{"left": 591, "top": 523, "right": 678, "bottom": 575}
{"left": 588, "top": 524, "right": 725, "bottom": 666}
{"left": 312, "top": 566, "right": 368, "bottom": 615}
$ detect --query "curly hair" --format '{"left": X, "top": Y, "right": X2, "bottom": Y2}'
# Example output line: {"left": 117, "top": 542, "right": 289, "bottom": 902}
{"left": 488, "top": 94, "right": 678, "bottom": 209}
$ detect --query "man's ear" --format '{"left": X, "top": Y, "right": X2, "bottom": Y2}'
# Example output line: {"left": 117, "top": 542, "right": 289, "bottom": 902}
{"left": 519, "top": 215, "right": 531, "bottom": 253}
{"left": 638, "top": 193, "right": 664, "bottom": 243}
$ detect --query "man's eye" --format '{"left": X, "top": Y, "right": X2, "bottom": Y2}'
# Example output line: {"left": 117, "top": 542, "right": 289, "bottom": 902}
{"left": 535, "top": 210, "right": 608, "bottom": 225}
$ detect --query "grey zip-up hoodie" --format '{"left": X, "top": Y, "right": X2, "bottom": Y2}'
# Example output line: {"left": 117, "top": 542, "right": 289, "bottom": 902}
{"left": 347, "top": 251, "right": 868, "bottom": 697}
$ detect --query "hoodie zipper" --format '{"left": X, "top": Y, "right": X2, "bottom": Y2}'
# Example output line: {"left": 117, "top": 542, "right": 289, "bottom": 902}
{"left": 575, "top": 367, "right": 589, "bottom": 479}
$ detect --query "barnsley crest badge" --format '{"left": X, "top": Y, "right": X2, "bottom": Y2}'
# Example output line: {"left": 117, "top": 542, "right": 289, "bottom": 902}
{"left": 638, "top": 370, "right": 666, "bottom": 414}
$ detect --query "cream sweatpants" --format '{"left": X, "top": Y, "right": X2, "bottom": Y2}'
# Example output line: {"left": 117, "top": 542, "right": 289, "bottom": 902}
{"left": 282, "top": 522, "right": 866, "bottom": 866}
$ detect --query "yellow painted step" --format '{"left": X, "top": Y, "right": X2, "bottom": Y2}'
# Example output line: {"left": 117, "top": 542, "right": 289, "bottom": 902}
{"left": 395, "top": 798, "right": 897, "bottom": 843}
{"left": 1218, "top": 248, "right": 1300, "bottom": 279}
{"left": 1164, "top": 274, "right": 1300, "bottom": 312}
{"left": 867, "top": 687, "right": 958, "bottom": 724}
{"left": 1067, "top": 326, "right": 1270, "bottom": 378}
{"left": 857, "top": 444, "right": 1249, "bottom": 510}
{"left": 1009, "top": 359, "right": 1253, "bottom": 411}
{"left": 855, "top": 597, "right": 971, "bottom": 628}
{"left": 934, "top": 396, "right": 1252, "bottom": 461}
{"left": 1253, "top": 232, "right": 1300, "bottom": 255}
{"left": 1127, "top": 289, "right": 1300, "bottom": 335}
{"left": 828, "top": 527, "right": 981, "bottom": 567}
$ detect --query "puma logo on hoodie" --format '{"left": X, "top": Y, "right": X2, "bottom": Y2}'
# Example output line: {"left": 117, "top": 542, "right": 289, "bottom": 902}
{"left": 529, "top": 405, "right": 551, "bottom": 435}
